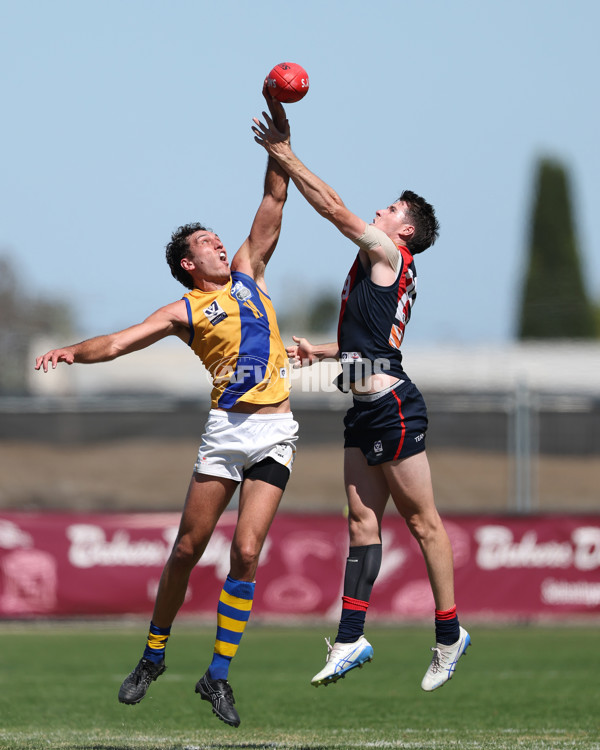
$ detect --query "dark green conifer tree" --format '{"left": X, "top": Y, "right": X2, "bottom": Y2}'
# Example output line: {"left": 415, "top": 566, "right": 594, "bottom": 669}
{"left": 518, "top": 158, "right": 596, "bottom": 339}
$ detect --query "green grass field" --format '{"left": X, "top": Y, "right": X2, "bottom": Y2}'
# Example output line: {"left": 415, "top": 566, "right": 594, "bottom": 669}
{"left": 0, "top": 621, "right": 598, "bottom": 749}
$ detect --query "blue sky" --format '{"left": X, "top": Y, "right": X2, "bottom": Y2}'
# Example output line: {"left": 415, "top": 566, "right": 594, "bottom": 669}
{"left": 2, "top": 0, "right": 599, "bottom": 345}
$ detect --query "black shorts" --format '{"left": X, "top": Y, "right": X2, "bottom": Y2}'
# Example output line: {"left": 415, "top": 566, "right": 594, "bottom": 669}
{"left": 343, "top": 380, "right": 428, "bottom": 465}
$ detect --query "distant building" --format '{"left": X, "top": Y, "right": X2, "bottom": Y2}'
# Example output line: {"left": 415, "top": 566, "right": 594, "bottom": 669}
{"left": 28, "top": 337, "right": 600, "bottom": 403}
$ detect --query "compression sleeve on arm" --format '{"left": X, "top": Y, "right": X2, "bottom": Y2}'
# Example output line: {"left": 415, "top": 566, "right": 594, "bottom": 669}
{"left": 351, "top": 224, "right": 400, "bottom": 273}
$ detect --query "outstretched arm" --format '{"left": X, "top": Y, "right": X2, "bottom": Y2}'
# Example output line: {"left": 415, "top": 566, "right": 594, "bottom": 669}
{"left": 231, "top": 87, "right": 290, "bottom": 283}
{"left": 252, "top": 113, "right": 366, "bottom": 241}
{"left": 35, "top": 300, "right": 189, "bottom": 373}
{"left": 286, "top": 336, "right": 339, "bottom": 369}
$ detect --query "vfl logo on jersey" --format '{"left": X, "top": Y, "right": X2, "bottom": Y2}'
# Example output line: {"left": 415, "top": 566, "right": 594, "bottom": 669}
{"left": 231, "top": 280, "right": 263, "bottom": 319}
{"left": 341, "top": 351, "right": 363, "bottom": 363}
{"left": 203, "top": 301, "right": 228, "bottom": 326}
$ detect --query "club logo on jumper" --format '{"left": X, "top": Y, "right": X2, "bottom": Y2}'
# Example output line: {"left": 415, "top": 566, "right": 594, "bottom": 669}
{"left": 374, "top": 440, "right": 383, "bottom": 454}
{"left": 231, "top": 280, "right": 263, "bottom": 319}
{"left": 203, "top": 300, "right": 228, "bottom": 326}
{"left": 341, "top": 351, "right": 363, "bottom": 363}
{"left": 231, "top": 280, "right": 252, "bottom": 302}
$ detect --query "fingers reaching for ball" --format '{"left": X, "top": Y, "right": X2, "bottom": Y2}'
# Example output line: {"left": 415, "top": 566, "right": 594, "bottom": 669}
{"left": 252, "top": 112, "right": 290, "bottom": 153}
{"left": 262, "top": 90, "right": 288, "bottom": 133}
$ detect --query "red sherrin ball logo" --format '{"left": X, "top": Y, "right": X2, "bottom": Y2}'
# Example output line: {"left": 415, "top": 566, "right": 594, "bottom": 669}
{"left": 266, "top": 62, "right": 309, "bottom": 103}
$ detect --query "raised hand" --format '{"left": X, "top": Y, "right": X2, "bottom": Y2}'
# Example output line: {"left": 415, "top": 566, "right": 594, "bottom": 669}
{"left": 262, "top": 81, "right": 288, "bottom": 134}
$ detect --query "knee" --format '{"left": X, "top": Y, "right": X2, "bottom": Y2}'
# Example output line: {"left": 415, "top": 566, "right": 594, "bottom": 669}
{"left": 403, "top": 510, "right": 442, "bottom": 544}
{"left": 169, "top": 535, "right": 203, "bottom": 572}
{"left": 348, "top": 513, "right": 381, "bottom": 546}
{"left": 230, "top": 540, "right": 261, "bottom": 578}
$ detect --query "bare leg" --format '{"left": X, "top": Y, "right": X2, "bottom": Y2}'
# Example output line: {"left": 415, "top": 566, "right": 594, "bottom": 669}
{"left": 229, "top": 477, "right": 285, "bottom": 581}
{"left": 203, "top": 476, "right": 285, "bottom": 694}
{"left": 118, "top": 472, "right": 239, "bottom": 705}
{"left": 344, "top": 447, "right": 389, "bottom": 545}
{"left": 382, "top": 450, "right": 455, "bottom": 611}
{"left": 310, "top": 449, "right": 387, "bottom": 685}
{"left": 336, "top": 448, "right": 388, "bottom": 639}
{"left": 152, "top": 473, "right": 238, "bottom": 627}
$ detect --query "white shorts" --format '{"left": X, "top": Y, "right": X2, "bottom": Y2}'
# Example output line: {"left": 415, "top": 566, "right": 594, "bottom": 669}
{"left": 193, "top": 409, "right": 298, "bottom": 482}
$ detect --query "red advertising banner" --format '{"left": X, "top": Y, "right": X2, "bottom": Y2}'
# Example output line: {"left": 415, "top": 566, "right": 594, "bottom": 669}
{"left": 0, "top": 511, "right": 599, "bottom": 619}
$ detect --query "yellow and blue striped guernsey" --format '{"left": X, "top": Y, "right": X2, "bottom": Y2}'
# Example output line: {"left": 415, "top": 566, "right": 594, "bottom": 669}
{"left": 183, "top": 271, "right": 290, "bottom": 410}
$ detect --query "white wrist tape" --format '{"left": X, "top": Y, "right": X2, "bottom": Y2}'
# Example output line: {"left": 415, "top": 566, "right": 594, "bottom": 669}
{"left": 352, "top": 224, "right": 400, "bottom": 273}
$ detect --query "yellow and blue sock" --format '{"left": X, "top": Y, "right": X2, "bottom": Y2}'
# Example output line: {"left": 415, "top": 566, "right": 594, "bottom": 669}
{"left": 143, "top": 621, "right": 171, "bottom": 664}
{"left": 208, "top": 575, "right": 255, "bottom": 681}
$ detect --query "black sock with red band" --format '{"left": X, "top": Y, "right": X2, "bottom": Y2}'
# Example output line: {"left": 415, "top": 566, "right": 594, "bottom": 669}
{"left": 336, "top": 544, "right": 382, "bottom": 643}
{"left": 435, "top": 605, "right": 460, "bottom": 645}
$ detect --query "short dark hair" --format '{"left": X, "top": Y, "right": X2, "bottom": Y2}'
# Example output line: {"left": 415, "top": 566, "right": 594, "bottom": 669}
{"left": 165, "top": 222, "right": 209, "bottom": 290}
{"left": 398, "top": 190, "right": 440, "bottom": 254}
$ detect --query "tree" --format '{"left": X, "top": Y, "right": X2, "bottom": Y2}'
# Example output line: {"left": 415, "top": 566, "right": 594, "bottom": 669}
{"left": 517, "top": 158, "right": 596, "bottom": 339}
{"left": 0, "top": 253, "right": 73, "bottom": 394}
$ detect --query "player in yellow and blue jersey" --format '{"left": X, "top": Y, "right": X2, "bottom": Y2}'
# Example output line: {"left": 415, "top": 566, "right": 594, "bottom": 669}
{"left": 35, "top": 86, "right": 296, "bottom": 728}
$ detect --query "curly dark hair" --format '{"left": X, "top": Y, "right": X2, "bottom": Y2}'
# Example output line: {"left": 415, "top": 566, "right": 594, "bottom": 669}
{"left": 165, "top": 222, "right": 210, "bottom": 290}
{"left": 397, "top": 190, "right": 440, "bottom": 254}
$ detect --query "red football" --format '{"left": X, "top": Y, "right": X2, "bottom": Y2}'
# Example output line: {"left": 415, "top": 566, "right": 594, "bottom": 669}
{"left": 266, "top": 62, "right": 309, "bottom": 103}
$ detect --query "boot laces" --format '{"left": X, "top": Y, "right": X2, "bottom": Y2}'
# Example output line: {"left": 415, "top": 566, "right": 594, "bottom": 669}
{"left": 429, "top": 646, "right": 443, "bottom": 673}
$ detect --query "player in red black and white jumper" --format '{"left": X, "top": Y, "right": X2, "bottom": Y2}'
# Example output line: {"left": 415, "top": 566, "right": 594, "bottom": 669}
{"left": 253, "top": 110, "right": 470, "bottom": 692}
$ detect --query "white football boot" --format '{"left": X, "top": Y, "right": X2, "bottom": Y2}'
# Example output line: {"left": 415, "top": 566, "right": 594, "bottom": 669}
{"left": 421, "top": 626, "right": 471, "bottom": 691}
{"left": 311, "top": 635, "right": 374, "bottom": 687}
